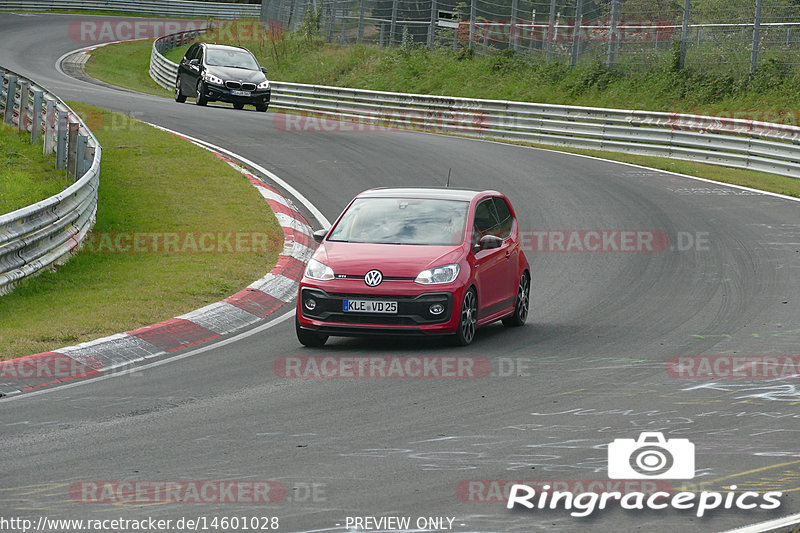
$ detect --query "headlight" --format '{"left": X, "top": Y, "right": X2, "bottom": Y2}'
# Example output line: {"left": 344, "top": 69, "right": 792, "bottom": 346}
{"left": 415, "top": 263, "right": 460, "bottom": 284}
{"left": 305, "top": 258, "right": 334, "bottom": 281}
{"left": 257, "top": 80, "right": 270, "bottom": 90}
{"left": 203, "top": 73, "right": 223, "bottom": 85}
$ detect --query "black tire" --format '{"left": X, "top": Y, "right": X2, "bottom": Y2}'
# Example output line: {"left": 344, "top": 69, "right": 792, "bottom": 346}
{"left": 233, "top": 102, "right": 245, "bottom": 110}
{"left": 255, "top": 103, "right": 269, "bottom": 112}
{"left": 452, "top": 287, "right": 478, "bottom": 346}
{"left": 296, "top": 316, "right": 328, "bottom": 347}
{"left": 174, "top": 77, "right": 186, "bottom": 103}
{"left": 502, "top": 271, "right": 530, "bottom": 327}
{"left": 195, "top": 81, "right": 207, "bottom": 106}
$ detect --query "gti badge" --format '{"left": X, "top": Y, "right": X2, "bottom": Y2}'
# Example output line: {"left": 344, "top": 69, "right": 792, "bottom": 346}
{"left": 364, "top": 269, "right": 383, "bottom": 287}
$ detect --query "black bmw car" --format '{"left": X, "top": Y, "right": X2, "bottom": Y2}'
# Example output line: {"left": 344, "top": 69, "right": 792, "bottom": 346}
{"left": 175, "top": 43, "right": 270, "bottom": 111}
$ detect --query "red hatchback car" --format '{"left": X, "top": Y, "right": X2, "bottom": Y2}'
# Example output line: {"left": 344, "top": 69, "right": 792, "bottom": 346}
{"left": 296, "top": 188, "right": 530, "bottom": 346}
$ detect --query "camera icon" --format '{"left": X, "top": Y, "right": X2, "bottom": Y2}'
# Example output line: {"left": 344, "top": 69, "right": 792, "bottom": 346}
{"left": 608, "top": 432, "right": 695, "bottom": 479}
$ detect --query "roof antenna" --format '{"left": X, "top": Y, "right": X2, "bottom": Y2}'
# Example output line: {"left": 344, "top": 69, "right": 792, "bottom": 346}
{"left": 445, "top": 168, "right": 452, "bottom": 188}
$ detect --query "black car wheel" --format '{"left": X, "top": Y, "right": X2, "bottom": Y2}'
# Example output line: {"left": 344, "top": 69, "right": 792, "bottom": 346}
{"left": 233, "top": 102, "right": 245, "bottom": 110}
{"left": 502, "top": 272, "right": 530, "bottom": 327}
{"left": 174, "top": 78, "right": 186, "bottom": 103}
{"left": 195, "top": 81, "right": 207, "bottom": 106}
{"left": 296, "top": 316, "right": 328, "bottom": 347}
{"left": 255, "top": 103, "right": 269, "bottom": 112}
{"left": 452, "top": 288, "right": 477, "bottom": 346}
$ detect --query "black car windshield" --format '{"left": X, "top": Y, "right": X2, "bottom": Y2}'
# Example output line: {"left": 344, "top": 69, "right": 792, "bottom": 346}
{"left": 327, "top": 197, "right": 469, "bottom": 245}
{"left": 205, "top": 48, "right": 260, "bottom": 70}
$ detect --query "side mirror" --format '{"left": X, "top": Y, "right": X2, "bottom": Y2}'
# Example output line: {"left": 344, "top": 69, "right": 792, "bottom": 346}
{"left": 189, "top": 58, "right": 200, "bottom": 66}
{"left": 472, "top": 234, "right": 502, "bottom": 253}
{"left": 261, "top": 67, "right": 269, "bottom": 74}
{"left": 313, "top": 229, "right": 327, "bottom": 244}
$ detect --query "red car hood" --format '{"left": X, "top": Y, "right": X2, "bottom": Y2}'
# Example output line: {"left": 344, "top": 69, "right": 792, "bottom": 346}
{"left": 314, "top": 242, "right": 464, "bottom": 278}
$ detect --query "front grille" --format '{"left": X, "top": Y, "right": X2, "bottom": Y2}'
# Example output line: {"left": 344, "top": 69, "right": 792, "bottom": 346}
{"left": 242, "top": 83, "right": 257, "bottom": 91}
{"left": 225, "top": 81, "right": 241, "bottom": 90}
{"left": 325, "top": 314, "right": 418, "bottom": 325}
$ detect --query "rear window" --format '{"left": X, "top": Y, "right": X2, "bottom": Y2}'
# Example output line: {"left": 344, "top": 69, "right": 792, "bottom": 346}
{"left": 327, "top": 197, "right": 469, "bottom": 246}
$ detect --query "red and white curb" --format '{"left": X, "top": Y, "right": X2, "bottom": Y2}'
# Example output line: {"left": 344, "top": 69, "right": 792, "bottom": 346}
{"left": 0, "top": 137, "right": 316, "bottom": 398}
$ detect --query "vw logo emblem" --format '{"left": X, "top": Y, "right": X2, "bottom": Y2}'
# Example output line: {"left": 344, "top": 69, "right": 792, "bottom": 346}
{"left": 364, "top": 269, "right": 383, "bottom": 287}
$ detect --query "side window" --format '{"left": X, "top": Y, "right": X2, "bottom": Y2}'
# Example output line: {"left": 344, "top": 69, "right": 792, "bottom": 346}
{"left": 472, "top": 199, "right": 499, "bottom": 247}
{"left": 185, "top": 44, "right": 197, "bottom": 61}
{"left": 492, "top": 197, "right": 513, "bottom": 239}
{"left": 196, "top": 46, "right": 204, "bottom": 64}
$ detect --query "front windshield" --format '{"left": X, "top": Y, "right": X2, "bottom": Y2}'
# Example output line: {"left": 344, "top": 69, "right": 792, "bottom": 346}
{"left": 328, "top": 197, "right": 468, "bottom": 245}
{"left": 205, "top": 48, "right": 260, "bottom": 70}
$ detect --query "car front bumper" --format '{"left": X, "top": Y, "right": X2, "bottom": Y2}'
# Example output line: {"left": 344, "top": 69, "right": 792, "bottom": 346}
{"left": 203, "top": 84, "right": 271, "bottom": 105}
{"left": 297, "top": 281, "right": 464, "bottom": 337}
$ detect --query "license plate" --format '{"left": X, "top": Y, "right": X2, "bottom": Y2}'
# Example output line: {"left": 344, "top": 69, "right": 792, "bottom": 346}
{"left": 343, "top": 299, "right": 398, "bottom": 314}
{"left": 231, "top": 90, "right": 251, "bottom": 96}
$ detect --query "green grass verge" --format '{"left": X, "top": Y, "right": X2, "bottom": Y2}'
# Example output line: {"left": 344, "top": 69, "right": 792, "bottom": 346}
{"left": 85, "top": 39, "right": 172, "bottom": 97}
{"left": 0, "top": 124, "right": 70, "bottom": 214}
{"left": 0, "top": 103, "right": 283, "bottom": 360}
{"left": 82, "top": 32, "right": 800, "bottom": 199}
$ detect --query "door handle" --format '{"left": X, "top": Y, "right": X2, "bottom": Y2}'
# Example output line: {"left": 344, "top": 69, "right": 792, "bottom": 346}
{"left": 505, "top": 250, "right": 511, "bottom": 258}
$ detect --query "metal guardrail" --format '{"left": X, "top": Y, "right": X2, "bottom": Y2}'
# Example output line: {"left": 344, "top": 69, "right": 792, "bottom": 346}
{"left": 0, "top": 0, "right": 260, "bottom": 18}
{"left": 150, "top": 29, "right": 800, "bottom": 181}
{"left": 0, "top": 67, "right": 101, "bottom": 296}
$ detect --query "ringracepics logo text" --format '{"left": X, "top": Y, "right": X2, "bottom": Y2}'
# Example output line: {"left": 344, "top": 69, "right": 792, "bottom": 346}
{"left": 507, "top": 432, "right": 783, "bottom": 517}
{"left": 506, "top": 482, "right": 781, "bottom": 517}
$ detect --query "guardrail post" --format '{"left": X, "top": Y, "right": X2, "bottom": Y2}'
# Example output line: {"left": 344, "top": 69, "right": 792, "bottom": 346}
{"left": 468, "top": 0, "right": 476, "bottom": 49}
{"left": 0, "top": 73, "right": 6, "bottom": 115}
{"left": 511, "top": 0, "right": 519, "bottom": 51}
{"left": 528, "top": 9, "right": 535, "bottom": 51}
{"left": 67, "top": 122, "right": 79, "bottom": 179}
{"left": 679, "top": 0, "right": 690, "bottom": 69}
{"left": 327, "top": 0, "right": 336, "bottom": 42}
{"left": 358, "top": 0, "right": 365, "bottom": 43}
{"left": 428, "top": 0, "right": 436, "bottom": 49}
{"left": 31, "top": 90, "right": 43, "bottom": 144}
{"left": 44, "top": 99, "right": 56, "bottom": 154}
{"left": 379, "top": 22, "right": 385, "bottom": 46}
{"left": 570, "top": 0, "right": 584, "bottom": 68}
{"left": 390, "top": 0, "right": 398, "bottom": 45}
{"left": 340, "top": 3, "right": 346, "bottom": 43}
{"left": 545, "top": 0, "right": 556, "bottom": 60}
{"left": 606, "top": 0, "right": 620, "bottom": 68}
{"left": 3, "top": 75, "right": 16, "bottom": 125}
{"left": 75, "top": 134, "right": 88, "bottom": 178}
{"left": 750, "top": 0, "right": 763, "bottom": 74}
{"left": 18, "top": 81, "right": 30, "bottom": 133}
{"left": 56, "top": 111, "right": 68, "bottom": 170}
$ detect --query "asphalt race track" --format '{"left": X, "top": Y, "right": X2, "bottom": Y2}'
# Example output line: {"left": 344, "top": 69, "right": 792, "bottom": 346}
{"left": 1, "top": 12, "right": 799, "bottom": 533}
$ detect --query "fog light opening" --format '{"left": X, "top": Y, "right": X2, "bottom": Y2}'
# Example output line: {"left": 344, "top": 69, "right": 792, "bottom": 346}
{"left": 430, "top": 304, "right": 444, "bottom": 315}
{"left": 305, "top": 299, "right": 317, "bottom": 311}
